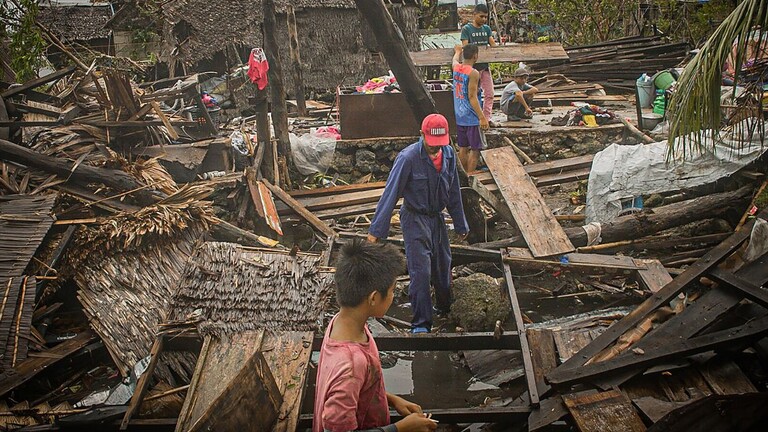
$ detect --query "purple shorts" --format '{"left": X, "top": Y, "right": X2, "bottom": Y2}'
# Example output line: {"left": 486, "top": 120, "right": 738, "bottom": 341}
{"left": 457, "top": 125, "right": 484, "bottom": 150}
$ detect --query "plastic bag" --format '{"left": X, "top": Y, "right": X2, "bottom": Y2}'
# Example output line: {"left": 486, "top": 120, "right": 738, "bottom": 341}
{"left": 230, "top": 131, "right": 249, "bottom": 155}
{"left": 290, "top": 129, "right": 338, "bottom": 175}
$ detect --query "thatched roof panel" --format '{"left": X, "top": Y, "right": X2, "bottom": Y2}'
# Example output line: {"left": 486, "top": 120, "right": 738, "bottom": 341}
{"left": 168, "top": 242, "right": 334, "bottom": 336}
{"left": 38, "top": 6, "right": 113, "bottom": 41}
{"left": 159, "top": 0, "right": 421, "bottom": 89}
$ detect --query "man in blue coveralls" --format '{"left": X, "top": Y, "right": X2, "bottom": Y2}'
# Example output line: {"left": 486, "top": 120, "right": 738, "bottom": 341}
{"left": 366, "top": 114, "right": 469, "bottom": 334}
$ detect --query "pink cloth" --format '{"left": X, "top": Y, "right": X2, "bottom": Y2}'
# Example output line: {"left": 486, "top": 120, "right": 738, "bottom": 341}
{"left": 248, "top": 48, "right": 270, "bottom": 90}
{"left": 313, "top": 314, "right": 390, "bottom": 432}
{"left": 430, "top": 148, "right": 443, "bottom": 173}
{"left": 479, "top": 69, "right": 494, "bottom": 119}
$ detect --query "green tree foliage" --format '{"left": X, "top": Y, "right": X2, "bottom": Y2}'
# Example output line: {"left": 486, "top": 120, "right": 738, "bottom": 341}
{"left": 527, "top": 0, "right": 640, "bottom": 46}
{"left": 2, "top": 0, "right": 46, "bottom": 82}
{"left": 527, "top": 0, "right": 736, "bottom": 47}
{"left": 668, "top": 0, "right": 767, "bottom": 155}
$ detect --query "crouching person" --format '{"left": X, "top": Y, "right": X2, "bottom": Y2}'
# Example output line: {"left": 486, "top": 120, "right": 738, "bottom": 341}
{"left": 500, "top": 67, "right": 538, "bottom": 121}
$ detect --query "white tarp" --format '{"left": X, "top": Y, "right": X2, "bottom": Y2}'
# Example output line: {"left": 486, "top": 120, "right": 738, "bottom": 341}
{"left": 586, "top": 118, "right": 767, "bottom": 223}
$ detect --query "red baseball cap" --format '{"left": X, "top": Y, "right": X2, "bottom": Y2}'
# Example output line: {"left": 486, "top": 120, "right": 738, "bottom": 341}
{"left": 421, "top": 113, "right": 450, "bottom": 146}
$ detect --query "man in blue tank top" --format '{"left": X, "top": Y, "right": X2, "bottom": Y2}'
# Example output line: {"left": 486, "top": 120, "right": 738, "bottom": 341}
{"left": 452, "top": 44, "right": 488, "bottom": 174}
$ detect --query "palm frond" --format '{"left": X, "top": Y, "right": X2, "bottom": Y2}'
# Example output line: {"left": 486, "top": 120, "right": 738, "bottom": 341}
{"left": 667, "top": 0, "right": 768, "bottom": 158}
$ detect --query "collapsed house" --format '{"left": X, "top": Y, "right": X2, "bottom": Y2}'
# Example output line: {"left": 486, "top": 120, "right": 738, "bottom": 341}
{"left": 106, "top": 0, "right": 421, "bottom": 90}
{"left": 0, "top": 0, "right": 767, "bottom": 430}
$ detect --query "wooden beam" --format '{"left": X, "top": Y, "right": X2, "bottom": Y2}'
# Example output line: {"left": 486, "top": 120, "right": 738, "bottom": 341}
{"left": 354, "top": 0, "right": 437, "bottom": 123}
{"left": 0, "top": 330, "right": 95, "bottom": 397}
{"left": 286, "top": 5, "right": 307, "bottom": 117}
{"left": 708, "top": 268, "right": 768, "bottom": 308}
{"left": 547, "top": 315, "right": 768, "bottom": 387}
{"left": 409, "top": 44, "right": 569, "bottom": 67}
{"left": 0, "top": 66, "right": 77, "bottom": 99}
{"left": 548, "top": 209, "right": 766, "bottom": 373}
{"left": 120, "top": 338, "right": 163, "bottom": 429}
{"left": 263, "top": 0, "right": 292, "bottom": 189}
{"left": 503, "top": 260, "right": 540, "bottom": 405}
{"left": 262, "top": 179, "right": 335, "bottom": 238}
{"left": 312, "top": 331, "right": 521, "bottom": 351}
{"left": 483, "top": 147, "right": 574, "bottom": 257}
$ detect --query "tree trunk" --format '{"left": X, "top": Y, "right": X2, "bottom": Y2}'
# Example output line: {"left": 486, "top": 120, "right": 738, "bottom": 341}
{"left": 353, "top": 0, "right": 437, "bottom": 122}
{"left": 262, "top": 0, "right": 292, "bottom": 189}
{"left": 475, "top": 186, "right": 753, "bottom": 250}
{"left": 287, "top": 5, "right": 307, "bottom": 117}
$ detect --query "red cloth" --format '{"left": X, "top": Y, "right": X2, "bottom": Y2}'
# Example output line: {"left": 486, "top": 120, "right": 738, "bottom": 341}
{"left": 313, "top": 314, "right": 390, "bottom": 432}
{"left": 430, "top": 148, "right": 443, "bottom": 172}
{"left": 248, "top": 48, "right": 269, "bottom": 90}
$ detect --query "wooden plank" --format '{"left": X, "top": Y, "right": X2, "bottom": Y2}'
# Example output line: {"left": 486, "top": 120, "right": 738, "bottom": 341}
{"left": 563, "top": 390, "right": 646, "bottom": 432}
{"left": 176, "top": 330, "right": 266, "bottom": 432}
{"left": 592, "top": 286, "right": 744, "bottom": 388}
{"left": 470, "top": 175, "right": 514, "bottom": 225}
{"left": 0, "top": 330, "right": 95, "bottom": 397}
{"left": 120, "top": 338, "right": 163, "bottom": 429}
{"left": 150, "top": 101, "right": 179, "bottom": 140}
{"left": 263, "top": 331, "right": 314, "bottom": 432}
{"left": 528, "top": 396, "right": 569, "bottom": 432}
{"left": 484, "top": 147, "right": 574, "bottom": 257}
{"left": 286, "top": 188, "right": 386, "bottom": 213}
{"left": 311, "top": 200, "right": 402, "bottom": 220}
{"left": 313, "top": 331, "right": 522, "bottom": 351}
{"left": 503, "top": 251, "right": 644, "bottom": 271}
{"left": 188, "top": 351, "right": 282, "bottom": 432}
{"left": 707, "top": 268, "right": 768, "bottom": 308}
{"left": 527, "top": 328, "right": 557, "bottom": 393}
{"left": 263, "top": 179, "right": 335, "bottom": 237}
{"left": 548, "top": 211, "right": 766, "bottom": 373}
{"left": 699, "top": 359, "right": 757, "bottom": 395}
{"left": 410, "top": 43, "right": 569, "bottom": 67}
{"left": 635, "top": 259, "right": 673, "bottom": 293}
{"left": 288, "top": 181, "right": 387, "bottom": 198}
{"left": 503, "top": 261, "right": 539, "bottom": 405}
{"left": 0, "top": 66, "right": 76, "bottom": 99}
{"left": 546, "top": 315, "right": 768, "bottom": 386}
{"left": 552, "top": 329, "right": 594, "bottom": 363}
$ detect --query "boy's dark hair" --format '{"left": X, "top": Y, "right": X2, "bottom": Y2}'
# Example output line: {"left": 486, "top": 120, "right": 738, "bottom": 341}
{"left": 334, "top": 239, "right": 405, "bottom": 308}
{"left": 463, "top": 44, "right": 479, "bottom": 60}
{"left": 474, "top": 4, "right": 488, "bottom": 14}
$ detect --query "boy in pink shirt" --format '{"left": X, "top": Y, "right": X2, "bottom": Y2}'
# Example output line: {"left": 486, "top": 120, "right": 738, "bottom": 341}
{"left": 313, "top": 240, "right": 438, "bottom": 432}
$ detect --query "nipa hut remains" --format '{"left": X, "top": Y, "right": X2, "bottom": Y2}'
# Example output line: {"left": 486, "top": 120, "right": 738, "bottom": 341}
{"left": 155, "top": 0, "right": 421, "bottom": 90}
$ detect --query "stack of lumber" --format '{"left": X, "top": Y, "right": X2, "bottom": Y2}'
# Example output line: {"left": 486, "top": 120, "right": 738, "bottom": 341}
{"left": 536, "top": 36, "right": 690, "bottom": 89}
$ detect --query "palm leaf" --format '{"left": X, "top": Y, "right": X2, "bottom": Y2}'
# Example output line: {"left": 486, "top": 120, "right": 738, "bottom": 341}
{"left": 667, "top": 0, "right": 767, "bottom": 158}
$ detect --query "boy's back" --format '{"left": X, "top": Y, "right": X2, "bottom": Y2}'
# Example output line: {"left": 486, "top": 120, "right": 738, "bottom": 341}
{"left": 313, "top": 314, "right": 389, "bottom": 432}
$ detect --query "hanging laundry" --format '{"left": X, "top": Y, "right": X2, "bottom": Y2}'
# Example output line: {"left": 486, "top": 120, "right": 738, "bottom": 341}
{"left": 248, "top": 48, "right": 270, "bottom": 90}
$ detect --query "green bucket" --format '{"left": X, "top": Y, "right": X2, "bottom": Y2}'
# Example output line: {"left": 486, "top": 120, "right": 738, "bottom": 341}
{"left": 653, "top": 70, "right": 676, "bottom": 90}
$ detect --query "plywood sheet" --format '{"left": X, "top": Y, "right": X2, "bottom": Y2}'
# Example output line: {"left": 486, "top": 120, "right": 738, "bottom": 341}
{"left": 563, "top": 390, "right": 646, "bottom": 432}
{"left": 483, "top": 147, "right": 574, "bottom": 257}
{"left": 410, "top": 43, "right": 569, "bottom": 67}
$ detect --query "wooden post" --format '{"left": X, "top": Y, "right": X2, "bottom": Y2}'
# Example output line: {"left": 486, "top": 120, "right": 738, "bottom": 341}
{"left": 353, "top": 0, "right": 437, "bottom": 122}
{"left": 287, "top": 5, "right": 307, "bottom": 117}
{"left": 262, "top": 0, "right": 293, "bottom": 190}
{"left": 251, "top": 91, "right": 275, "bottom": 183}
